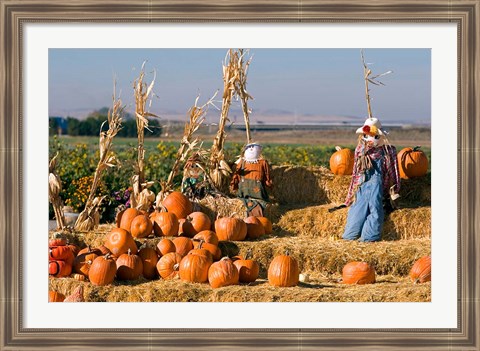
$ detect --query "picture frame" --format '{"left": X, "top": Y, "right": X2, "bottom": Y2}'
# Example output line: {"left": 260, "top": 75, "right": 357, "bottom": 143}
{"left": 1, "top": 0, "right": 478, "bottom": 350}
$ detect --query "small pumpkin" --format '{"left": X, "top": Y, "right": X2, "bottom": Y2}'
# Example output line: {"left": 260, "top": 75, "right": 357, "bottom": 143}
{"left": 150, "top": 211, "right": 179, "bottom": 237}
{"left": 104, "top": 228, "right": 138, "bottom": 256}
{"left": 208, "top": 257, "right": 239, "bottom": 289}
{"left": 116, "top": 249, "right": 144, "bottom": 281}
{"left": 49, "top": 260, "right": 72, "bottom": 278}
{"left": 214, "top": 217, "right": 247, "bottom": 242}
{"left": 193, "top": 230, "right": 219, "bottom": 246}
{"left": 397, "top": 146, "right": 429, "bottom": 179}
{"left": 156, "top": 238, "right": 176, "bottom": 257}
{"left": 156, "top": 252, "right": 183, "bottom": 280}
{"left": 409, "top": 256, "right": 431, "bottom": 284}
{"left": 342, "top": 261, "right": 376, "bottom": 284}
{"left": 138, "top": 246, "right": 159, "bottom": 280}
{"left": 178, "top": 251, "right": 212, "bottom": 283}
{"left": 173, "top": 236, "right": 194, "bottom": 257}
{"left": 130, "top": 214, "right": 153, "bottom": 238}
{"left": 162, "top": 191, "right": 193, "bottom": 219}
{"left": 330, "top": 146, "right": 354, "bottom": 175}
{"left": 73, "top": 249, "right": 99, "bottom": 276}
{"left": 179, "top": 212, "right": 212, "bottom": 237}
{"left": 233, "top": 250, "right": 259, "bottom": 283}
{"left": 244, "top": 216, "right": 265, "bottom": 240}
{"left": 48, "top": 232, "right": 67, "bottom": 247}
{"left": 256, "top": 217, "right": 273, "bottom": 235}
{"left": 88, "top": 254, "right": 117, "bottom": 286}
{"left": 49, "top": 246, "right": 74, "bottom": 261}
{"left": 48, "top": 290, "right": 66, "bottom": 302}
{"left": 193, "top": 239, "right": 222, "bottom": 261}
{"left": 267, "top": 252, "right": 299, "bottom": 287}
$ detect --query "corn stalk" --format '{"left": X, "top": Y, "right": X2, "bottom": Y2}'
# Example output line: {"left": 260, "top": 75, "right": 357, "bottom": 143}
{"left": 74, "top": 89, "right": 123, "bottom": 231}
{"left": 131, "top": 62, "right": 159, "bottom": 210}
{"left": 48, "top": 152, "right": 66, "bottom": 230}
{"left": 236, "top": 49, "right": 254, "bottom": 144}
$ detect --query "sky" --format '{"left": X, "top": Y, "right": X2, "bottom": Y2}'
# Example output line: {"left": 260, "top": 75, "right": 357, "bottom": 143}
{"left": 48, "top": 48, "right": 431, "bottom": 125}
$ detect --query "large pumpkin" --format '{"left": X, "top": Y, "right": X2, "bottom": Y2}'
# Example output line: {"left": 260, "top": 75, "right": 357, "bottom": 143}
{"left": 150, "top": 211, "right": 179, "bottom": 237}
{"left": 267, "top": 252, "right": 299, "bottom": 287}
{"left": 233, "top": 256, "right": 259, "bottom": 283}
{"left": 256, "top": 217, "right": 273, "bottom": 235}
{"left": 409, "top": 256, "right": 431, "bottom": 283}
{"left": 156, "top": 252, "right": 183, "bottom": 280}
{"left": 73, "top": 249, "right": 99, "bottom": 276}
{"left": 138, "top": 247, "right": 159, "bottom": 280}
{"left": 48, "top": 260, "right": 72, "bottom": 278}
{"left": 244, "top": 216, "right": 265, "bottom": 240}
{"left": 178, "top": 251, "right": 212, "bottom": 283}
{"left": 118, "top": 208, "right": 141, "bottom": 230}
{"left": 193, "top": 230, "right": 219, "bottom": 246}
{"left": 156, "top": 238, "right": 176, "bottom": 257}
{"left": 173, "top": 237, "right": 194, "bottom": 257}
{"left": 397, "top": 146, "right": 429, "bottom": 179}
{"left": 214, "top": 217, "right": 247, "bottom": 242}
{"left": 104, "top": 228, "right": 138, "bottom": 256}
{"left": 162, "top": 191, "right": 193, "bottom": 219}
{"left": 193, "top": 240, "right": 222, "bottom": 261}
{"left": 330, "top": 146, "right": 354, "bottom": 175}
{"left": 178, "top": 212, "right": 212, "bottom": 237}
{"left": 130, "top": 214, "right": 153, "bottom": 238}
{"left": 342, "top": 261, "right": 376, "bottom": 284}
{"left": 88, "top": 254, "right": 117, "bottom": 286}
{"left": 116, "top": 249, "right": 143, "bottom": 281}
{"left": 208, "top": 257, "right": 239, "bottom": 289}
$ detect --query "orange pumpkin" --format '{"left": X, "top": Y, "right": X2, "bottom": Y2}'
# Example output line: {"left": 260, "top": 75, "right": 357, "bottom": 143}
{"left": 48, "top": 290, "right": 66, "bottom": 302}
{"left": 330, "top": 146, "right": 354, "bottom": 175}
{"left": 256, "top": 217, "right": 273, "bottom": 234}
{"left": 173, "top": 236, "right": 194, "bottom": 257}
{"left": 138, "top": 247, "right": 159, "bottom": 280}
{"left": 116, "top": 249, "right": 143, "bottom": 281}
{"left": 342, "top": 261, "right": 376, "bottom": 284}
{"left": 73, "top": 249, "right": 99, "bottom": 276}
{"left": 244, "top": 216, "right": 265, "bottom": 240}
{"left": 267, "top": 252, "right": 299, "bottom": 287}
{"left": 156, "top": 238, "right": 176, "bottom": 257}
{"left": 208, "top": 257, "right": 239, "bottom": 288}
{"left": 49, "top": 260, "right": 72, "bottom": 278}
{"left": 156, "top": 252, "right": 183, "bottom": 280}
{"left": 214, "top": 217, "right": 247, "bottom": 242}
{"left": 104, "top": 228, "right": 138, "bottom": 256}
{"left": 179, "top": 251, "right": 212, "bottom": 283}
{"left": 397, "top": 146, "right": 429, "bottom": 179}
{"left": 233, "top": 256, "right": 259, "bottom": 283}
{"left": 118, "top": 208, "right": 141, "bottom": 230}
{"left": 193, "top": 240, "right": 222, "bottom": 261}
{"left": 130, "top": 214, "right": 153, "bottom": 238}
{"left": 88, "top": 254, "right": 117, "bottom": 286}
{"left": 48, "top": 232, "right": 67, "bottom": 247}
{"left": 150, "top": 211, "right": 179, "bottom": 237}
{"left": 162, "top": 191, "right": 193, "bottom": 219}
{"left": 193, "top": 230, "right": 219, "bottom": 246}
{"left": 409, "top": 256, "right": 431, "bottom": 283}
{"left": 179, "top": 212, "right": 212, "bottom": 237}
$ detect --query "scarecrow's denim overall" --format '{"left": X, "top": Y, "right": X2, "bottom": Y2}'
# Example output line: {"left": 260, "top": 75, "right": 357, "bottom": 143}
{"left": 342, "top": 154, "right": 384, "bottom": 242}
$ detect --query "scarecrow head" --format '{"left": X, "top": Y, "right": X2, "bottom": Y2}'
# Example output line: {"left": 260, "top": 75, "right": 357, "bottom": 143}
{"left": 183, "top": 153, "right": 204, "bottom": 179}
{"left": 356, "top": 117, "right": 386, "bottom": 147}
{"left": 243, "top": 142, "right": 263, "bottom": 162}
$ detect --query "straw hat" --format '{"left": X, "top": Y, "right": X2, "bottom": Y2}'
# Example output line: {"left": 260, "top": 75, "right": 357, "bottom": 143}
{"left": 244, "top": 142, "right": 262, "bottom": 150}
{"left": 355, "top": 117, "right": 387, "bottom": 136}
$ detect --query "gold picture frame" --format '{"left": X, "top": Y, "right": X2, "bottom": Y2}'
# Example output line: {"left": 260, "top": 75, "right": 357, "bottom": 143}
{"left": 1, "top": 0, "right": 479, "bottom": 349}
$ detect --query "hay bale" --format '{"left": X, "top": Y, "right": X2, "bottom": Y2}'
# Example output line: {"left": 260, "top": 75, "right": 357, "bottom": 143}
{"left": 277, "top": 205, "right": 431, "bottom": 241}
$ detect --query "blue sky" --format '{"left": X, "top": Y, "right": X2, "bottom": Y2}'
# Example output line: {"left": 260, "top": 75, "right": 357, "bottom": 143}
{"left": 49, "top": 48, "right": 431, "bottom": 124}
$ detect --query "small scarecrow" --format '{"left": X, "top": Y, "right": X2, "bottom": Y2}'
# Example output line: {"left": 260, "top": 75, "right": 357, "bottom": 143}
{"left": 230, "top": 142, "right": 273, "bottom": 217}
{"left": 181, "top": 153, "right": 209, "bottom": 200}
{"left": 331, "top": 117, "right": 401, "bottom": 242}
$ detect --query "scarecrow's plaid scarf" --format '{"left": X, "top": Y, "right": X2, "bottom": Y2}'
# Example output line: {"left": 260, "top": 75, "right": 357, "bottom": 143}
{"left": 344, "top": 142, "right": 401, "bottom": 206}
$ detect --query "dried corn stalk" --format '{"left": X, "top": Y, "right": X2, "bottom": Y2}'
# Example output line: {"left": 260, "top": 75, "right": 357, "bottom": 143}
{"left": 48, "top": 152, "right": 66, "bottom": 230}
{"left": 156, "top": 93, "right": 217, "bottom": 206}
{"left": 131, "top": 62, "right": 159, "bottom": 209}
{"left": 74, "top": 89, "right": 123, "bottom": 231}
{"left": 236, "top": 49, "right": 254, "bottom": 144}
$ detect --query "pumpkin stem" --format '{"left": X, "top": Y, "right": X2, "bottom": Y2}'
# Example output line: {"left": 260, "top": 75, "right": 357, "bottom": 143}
{"left": 335, "top": 146, "right": 341, "bottom": 152}
{"left": 127, "top": 248, "right": 132, "bottom": 256}
{"left": 173, "top": 263, "right": 180, "bottom": 271}
{"left": 413, "top": 146, "right": 422, "bottom": 152}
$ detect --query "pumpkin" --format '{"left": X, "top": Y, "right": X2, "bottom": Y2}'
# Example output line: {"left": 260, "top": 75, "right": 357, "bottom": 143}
{"left": 48, "top": 232, "right": 67, "bottom": 247}
{"left": 397, "top": 146, "right": 429, "bottom": 179}
{"left": 73, "top": 249, "right": 99, "bottom": 276}
{"left": 189, "top": 248, "right": 214, "bottom": 262}
{"left": 77, "top": 245, "right": 103, "bottom": 256}
{"left": 193, "top": 230, "right": 219, "bottom": 246}
{"left": 104, "top": 228, "right": 138, "bottom": 256}
{"left": 116, "top": 249, "right": 144, "bottom": 281}
{"left": 115, "top": 208, "right": 126, "bottom": 228}
{"left": 193, "top": 240, "right": 222, "bottom": 261}
{"left": 179, "top": 212, "right": 211, "bottom": 237}
{"left": 49, "top": 260, "right": 72, "bottom": 278}
{"left": 96, "top": 245, "right": 112, "bottom": 256}
{"left": 66, "top": 242, "right": 80, "bottom": 257}
{"left": 162, "top": 191, "right": 193, "bottom": 219}
{"left": 64, "top": 285, "right": 85, "bottom": 302}
{"left": 267, "top": 252, "right": 299, "bottom": 287}
{"left": 256, "top": 217, "right": 273, "bottom": 235}
{"left": 72, "top": 273, "right": 86, "bottom": 281}
{"left": 118, "top": 208, "right": 141, "bottom": 230}
{"left": 244, "top": 216, "right": 265, "bottom": 240}
{"left": 88, "top": 254, "right": 117, "bottom": 286}
{"left": 179, "top": 251, "right": 212, "bottom": 283}
{"left": 138, "top": 247, "right": 159, "bottom": 280}
{"left": 150, "top": 211, "right": 179, "bottom": 237}
{"left": 156, "top": 252, "right": 183, "bottom": 280}
{"left": 173, "top": 236, "right": 194, "bottom": 257}
{"left": 48, "top": 290, "right": 66, "bottom": 302}
{"left": 156, "top": 238, "right": 176, "bottom": 257}
{"left": 409, "top": 256, "right": 431, "bottom": 283}
{"left": 233, "top": 251, "right": 259, "bottom": 283}
{"left": 330, "top": 146, "right": 354, "bottom": 175}
{"left": 49, "top": 246, "right": 74, "bottom": 261}
{"left": 214, "top": 217, "right": 247, "bottom": 242}
{"left": 342, "top": 261, "right": 376, "bottom": 284}
{"left": 208, "top": 257, "right": 239, "bottom": 288}
{"left": 130, "top": 214, "right": 153, "bottom": 238}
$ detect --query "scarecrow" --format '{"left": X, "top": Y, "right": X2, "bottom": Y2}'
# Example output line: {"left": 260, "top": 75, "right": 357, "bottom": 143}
{"left": 181, "top": 153, "right": 209, "bottom": 200}
{"left": 230, "top": 142, "right": 273, "bottom": 217}
{"left": 330, "top": 117, "right": 401, "bottom": 242}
